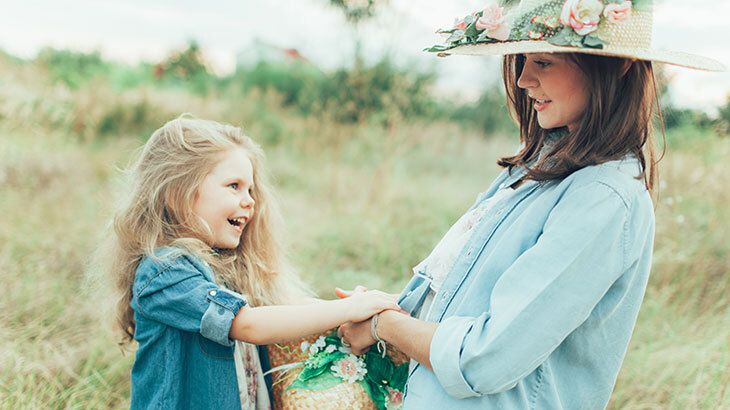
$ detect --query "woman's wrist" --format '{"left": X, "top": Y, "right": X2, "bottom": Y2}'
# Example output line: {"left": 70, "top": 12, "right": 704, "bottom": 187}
{"left": 373, "top": 309, "right": 401, "bottom": 343}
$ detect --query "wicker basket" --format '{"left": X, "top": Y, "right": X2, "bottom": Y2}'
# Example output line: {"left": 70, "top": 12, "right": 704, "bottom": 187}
{"left": 267, "top": 331, "right": 408, "bottom": 410}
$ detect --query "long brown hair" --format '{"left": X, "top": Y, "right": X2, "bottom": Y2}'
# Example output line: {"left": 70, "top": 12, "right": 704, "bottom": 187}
{"left": 106, "top": 116, "right": 308, "bottom": 345}
{"left": 498, "top": 53, "right": 662, "bottom": 191}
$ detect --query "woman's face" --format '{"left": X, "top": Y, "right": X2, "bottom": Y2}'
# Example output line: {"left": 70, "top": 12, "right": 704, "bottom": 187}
{"left": 517, "top": 53, "right": 590, "bottom": 132}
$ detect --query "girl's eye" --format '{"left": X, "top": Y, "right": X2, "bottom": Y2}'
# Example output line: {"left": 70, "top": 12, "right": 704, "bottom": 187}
{"left": 228, "top": 183, "right": 239, "bottom": 190}
{"left": 535, "top": 61, "right": 551, "bottom": 68}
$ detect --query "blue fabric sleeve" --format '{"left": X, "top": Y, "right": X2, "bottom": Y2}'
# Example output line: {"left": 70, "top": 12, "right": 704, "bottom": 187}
{"left": 132, "top": 255, "right": 247, "bottom": 346}
{"left": 429, "top": 182, "right": 641, "bottom": 398}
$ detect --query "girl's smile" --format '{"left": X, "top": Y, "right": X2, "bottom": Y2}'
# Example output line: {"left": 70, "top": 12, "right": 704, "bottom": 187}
{"left": 193, "top": 147, "right": 256, "bottom": 249}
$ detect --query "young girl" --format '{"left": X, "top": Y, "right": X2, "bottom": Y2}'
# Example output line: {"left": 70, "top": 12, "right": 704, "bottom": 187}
{"left": 107, "top": 116, "right": 399, "bottom": 409}
{"left": 338, "top": 0, "right": 725, "bottom": 408}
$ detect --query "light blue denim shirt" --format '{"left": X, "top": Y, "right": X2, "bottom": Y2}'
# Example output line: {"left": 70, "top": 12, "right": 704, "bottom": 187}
{"left": 397, "top": 156, "right": 655, "bottom": 409}
{"left": 130, "top": 248, "right": 247, "bottom": 410}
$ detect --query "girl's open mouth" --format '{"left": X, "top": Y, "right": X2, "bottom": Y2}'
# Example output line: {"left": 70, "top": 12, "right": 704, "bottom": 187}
{"left": 227, "top": 217, "right": 247, "bottom": 229}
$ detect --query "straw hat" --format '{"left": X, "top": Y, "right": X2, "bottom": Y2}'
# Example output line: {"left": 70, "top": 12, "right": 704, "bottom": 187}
{"left": 427, "top": 0, "right": 725, "bottom": 71}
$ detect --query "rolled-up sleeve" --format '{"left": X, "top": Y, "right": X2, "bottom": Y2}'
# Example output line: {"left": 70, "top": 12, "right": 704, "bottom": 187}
{"left": 429, "top": 182, "right": 638, "bottom": 397}
{"left": 132, "top": 256, "right": 247, "bottom": 346}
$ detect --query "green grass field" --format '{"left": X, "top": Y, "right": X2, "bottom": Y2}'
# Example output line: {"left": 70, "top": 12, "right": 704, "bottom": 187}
{"left": 1, "top": 56, "right": 728, "bottom": 409}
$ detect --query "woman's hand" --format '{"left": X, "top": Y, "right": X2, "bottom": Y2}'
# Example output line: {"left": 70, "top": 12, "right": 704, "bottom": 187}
{"left": 338, "top": 318, "right": 377, "bottom": 355}
{"left": 335, "top": 285, "right": 404, "bottom": 355}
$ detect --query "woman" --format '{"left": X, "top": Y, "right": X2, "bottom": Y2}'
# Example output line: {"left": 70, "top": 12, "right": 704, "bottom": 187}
{"left": 337, "top": 0, "right": 724, "bottom": 408}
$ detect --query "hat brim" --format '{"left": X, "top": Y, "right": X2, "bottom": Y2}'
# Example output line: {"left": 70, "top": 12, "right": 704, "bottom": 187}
{"left": 437, "top": 40, "right": 726, "bottom": 72}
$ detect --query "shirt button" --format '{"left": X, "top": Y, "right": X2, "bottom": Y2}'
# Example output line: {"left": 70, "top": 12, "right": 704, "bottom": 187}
{"left": 209, "top": 290, "right": 217, "bottom": 296}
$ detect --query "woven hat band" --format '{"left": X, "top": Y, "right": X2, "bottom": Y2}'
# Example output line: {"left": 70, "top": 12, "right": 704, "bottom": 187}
{"left": 599, "top": 10, "right": 653, "bottom": 50}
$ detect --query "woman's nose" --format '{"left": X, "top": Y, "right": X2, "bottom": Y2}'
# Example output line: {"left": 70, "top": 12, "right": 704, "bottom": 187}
{"left": 517, "top": 67, "right": 538, "bottom": 89}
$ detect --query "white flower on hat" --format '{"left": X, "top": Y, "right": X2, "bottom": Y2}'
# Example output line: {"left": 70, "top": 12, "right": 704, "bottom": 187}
{"left": 560, "top": 0, "right": 605, "bottom": 36}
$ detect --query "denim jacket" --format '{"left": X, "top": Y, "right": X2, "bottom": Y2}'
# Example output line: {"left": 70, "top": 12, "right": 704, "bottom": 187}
{"left": 130, "top": 248, "right": 247, "bottom": 410}
{"left": 398, "top": 156, "right": 655, "bottom": 409}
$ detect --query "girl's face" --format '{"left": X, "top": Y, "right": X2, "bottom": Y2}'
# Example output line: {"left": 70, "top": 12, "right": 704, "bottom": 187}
{"left": 192, "top": 147, "right": 255, "bottom": 249}
{"left": 517, "top": 53, "right": 590, "bottom": 132}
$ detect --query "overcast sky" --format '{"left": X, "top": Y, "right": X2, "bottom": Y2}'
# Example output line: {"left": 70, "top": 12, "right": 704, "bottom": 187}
{"left": 2, "top": 0, "right": 729, "bottom": 111}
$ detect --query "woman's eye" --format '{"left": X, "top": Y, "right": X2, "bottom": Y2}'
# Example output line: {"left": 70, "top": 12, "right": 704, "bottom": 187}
{"left": 228, "top": 183, "right": 239, "bottom": 190}
{"left": 535, "top": 61, "right": 551, "bottom": 68}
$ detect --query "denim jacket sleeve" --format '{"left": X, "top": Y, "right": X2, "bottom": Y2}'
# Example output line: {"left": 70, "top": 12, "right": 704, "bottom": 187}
{"left": 131, "top": 253, "right": 247, "bottom": 346}
{"left": 429, "top": 181, "right": 644, "bottom": 398}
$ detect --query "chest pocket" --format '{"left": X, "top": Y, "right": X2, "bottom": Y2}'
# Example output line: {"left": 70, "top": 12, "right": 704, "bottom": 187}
{"left": 197, "top": 333, "right": 234, "bottom": 360}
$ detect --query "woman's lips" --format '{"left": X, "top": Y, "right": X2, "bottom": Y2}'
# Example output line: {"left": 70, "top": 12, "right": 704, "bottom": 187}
{"left": 534, "top": 100, "right": 552, "bottom": 112}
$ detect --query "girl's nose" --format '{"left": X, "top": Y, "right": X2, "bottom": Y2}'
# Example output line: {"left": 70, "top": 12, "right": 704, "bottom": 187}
{"left": 240, "top": 193, "right": 255, "bottom": 209}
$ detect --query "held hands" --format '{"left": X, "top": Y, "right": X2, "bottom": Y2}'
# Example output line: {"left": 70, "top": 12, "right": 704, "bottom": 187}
{"left": 341, "top": 287, "right": 400, "bottom": 323}
{"left": 336, "top": 286, "right": 399, "bottom": 355}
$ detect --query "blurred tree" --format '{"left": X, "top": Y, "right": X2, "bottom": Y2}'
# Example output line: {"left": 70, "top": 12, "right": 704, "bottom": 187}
{"left": 154, "top": 40, "right": 212, "bottom": 94}
{"left": 155, "top": 40, "right": 209, "bottom": 80}
{"left": 328, "top": 0, "right": 384, "bottom": 24}
{"left": 36, "top": 48, "right": 109, "bottom": 89}
{"left": 328, "top": 0, "right": 389, "bottom": 60}
{"left": 654, "top": 65, "right": 713, "bottom": 131}
{"left": 716, "top": 95, "right": 730, "bottom": 136}
{"left": 450, "top": 85, "right": 516, "bottom": 136}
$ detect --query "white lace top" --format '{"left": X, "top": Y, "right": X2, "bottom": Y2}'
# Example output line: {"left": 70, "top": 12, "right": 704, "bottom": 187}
{"left": 407, "top": 186, "right": 517, "bottom": 374}
{"left": 413, "top": 186, "right": 517, "bottom": 295}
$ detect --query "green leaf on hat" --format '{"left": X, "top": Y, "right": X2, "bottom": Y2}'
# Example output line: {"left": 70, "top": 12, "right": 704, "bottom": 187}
{"left": 465, "top": 22, "right": 480, "bottom": 40}
{"left": 582, "top": 34, "right": 605, "bottom": 49}
{"left": 445, "top": 30, "right": 465, "bottom": 44}
{"left": 546, "top": 27, "right": 576, "bottom": 47}
{"left": 476, "top": 32, "right": 499, "bottom": 43}
{"left": 424, "top": 44, "right": 454, "bottom": 53}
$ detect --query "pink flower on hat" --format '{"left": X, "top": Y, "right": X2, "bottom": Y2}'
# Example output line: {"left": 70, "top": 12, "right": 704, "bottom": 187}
{"left": 453, "top": 18, "right": 468, "bottom": 31}
{"left": 560, "top": 0, "right": 604, "bottom": 36}
{"left": 476, "top": 4, "right": 511, "bottom": 41}
{"left": 603, "top": 1, "right": 632, "bottom": 24}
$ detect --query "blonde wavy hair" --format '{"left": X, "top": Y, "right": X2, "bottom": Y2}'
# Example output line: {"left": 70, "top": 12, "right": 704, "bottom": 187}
{"left": 108, "top": 115, "right": 307, "bottom": 345}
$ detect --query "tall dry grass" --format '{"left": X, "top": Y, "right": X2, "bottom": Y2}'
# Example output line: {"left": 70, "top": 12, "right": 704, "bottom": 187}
{"left": 0, "top": 56, "right": 728, "bottom": 408}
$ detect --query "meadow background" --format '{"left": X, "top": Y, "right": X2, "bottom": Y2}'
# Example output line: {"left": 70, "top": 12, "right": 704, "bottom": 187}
{"left": 1, "top": 1, "right": 730, "bottom": 408}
